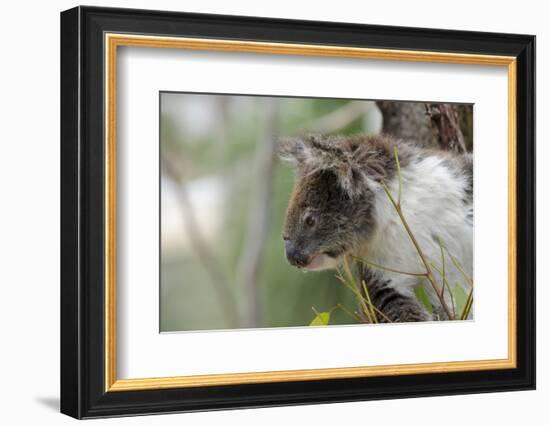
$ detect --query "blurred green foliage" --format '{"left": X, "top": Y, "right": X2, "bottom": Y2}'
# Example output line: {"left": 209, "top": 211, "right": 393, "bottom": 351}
{"left": 160, "top": 94, "right": 376, "bottom": 332}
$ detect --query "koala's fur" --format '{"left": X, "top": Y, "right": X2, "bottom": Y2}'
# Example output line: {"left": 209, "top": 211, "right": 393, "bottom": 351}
{"left": 280, "top": 134, "right": 473, "bottom": 322}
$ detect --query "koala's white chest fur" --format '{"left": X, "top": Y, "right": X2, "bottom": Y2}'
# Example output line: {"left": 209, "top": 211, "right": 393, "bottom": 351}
{"left": 359, "top": 155, "right": 473, "bottom": 317}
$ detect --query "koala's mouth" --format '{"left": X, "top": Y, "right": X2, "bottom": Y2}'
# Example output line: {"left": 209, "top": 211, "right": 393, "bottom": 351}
{"left": 300, "top": 250, "right": 344, "bottom": 271}
{"left": 301, "top": 254, "right": 326, "bottom": 270}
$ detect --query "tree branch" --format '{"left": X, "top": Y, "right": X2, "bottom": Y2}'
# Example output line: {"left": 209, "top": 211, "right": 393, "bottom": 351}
{"left": 296, "top": 101, "right": 372, "bottom": 134}
{"left": 236, "top": 99, "right": 280, "bottom": 328}
{"left": 161, "top": 154, "right": 240, "bottom": 327}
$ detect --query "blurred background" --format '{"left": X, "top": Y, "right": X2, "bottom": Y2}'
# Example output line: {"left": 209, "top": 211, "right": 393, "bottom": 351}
{"left": 160, "top": 92, "right": 472, "bottom": 332}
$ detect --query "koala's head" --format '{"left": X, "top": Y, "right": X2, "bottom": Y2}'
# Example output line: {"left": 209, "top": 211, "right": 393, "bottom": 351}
{"left": 279, "top": 134, "right": 397, "bottom": 271}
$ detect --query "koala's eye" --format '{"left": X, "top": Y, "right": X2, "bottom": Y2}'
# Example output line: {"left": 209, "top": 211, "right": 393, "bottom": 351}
{"left": 305, "top": 216, "right": 315, "bottom": 227}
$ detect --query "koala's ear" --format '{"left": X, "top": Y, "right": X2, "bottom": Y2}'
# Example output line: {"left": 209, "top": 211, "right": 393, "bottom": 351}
{"left": 278, "top": 137, "right": 309, "bottom": 164}
{"left": 278, "top": 134, "right": 332, "bottom": 165}
{"left": 331, "top": 163, "right": 371, "bottom": 198}
{"left": 278, "top": 134, "right": 373, "bottom": 197}
{"left": 333, "top": 144, "right": 392, "bottom": 198}
{"left": 306, "top": 135, "right": 371, "bottom": 197}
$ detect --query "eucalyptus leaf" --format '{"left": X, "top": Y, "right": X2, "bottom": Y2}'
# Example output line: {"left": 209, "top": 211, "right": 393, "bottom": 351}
{"left": 309, "top": 311, "right": 331, "bottom": 326}
{"left": 453, "top": 284, "right": 468, "bottom": 318}
{"left": 414, "top": 285, "right": 433, "bottom": 314}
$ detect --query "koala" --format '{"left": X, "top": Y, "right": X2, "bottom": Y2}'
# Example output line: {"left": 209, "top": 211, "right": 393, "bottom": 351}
{"left": 280, "top": 134, "right": 473, "bottom": 322}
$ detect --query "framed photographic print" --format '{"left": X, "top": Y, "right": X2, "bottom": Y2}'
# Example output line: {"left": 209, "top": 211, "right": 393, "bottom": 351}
{"left": 60, "top": 6, "right": 536, "bottom": 419}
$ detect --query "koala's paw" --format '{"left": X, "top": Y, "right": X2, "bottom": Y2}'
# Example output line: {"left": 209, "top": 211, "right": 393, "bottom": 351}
{"left": 378, "top": 297, "right": 430, "bottom": 323}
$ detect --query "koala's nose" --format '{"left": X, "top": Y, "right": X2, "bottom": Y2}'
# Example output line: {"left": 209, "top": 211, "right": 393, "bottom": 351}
{"left": 284, "top": 240, "right": 309, "bottom": 267}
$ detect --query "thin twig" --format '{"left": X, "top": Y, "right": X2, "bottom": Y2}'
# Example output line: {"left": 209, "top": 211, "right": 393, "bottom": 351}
{"left": 445, "top": 248, "right": 474, "bottom": 287}
{"left": 371, "top": 305, "right": 394, "bottom": 323}
{"left": 460, "top": 287, "right": 474, "bottom": 320}
{"left": 361, "top": 280, "right": 378, "bottom": 324}
{"left": 336, "top": 264, "right": 394, "bottom": 323}
{"left": 352, "top": 256, "right": 427, "bottom": 277}
{"left": 437, "top": 237, "right": 446, "bottom": 299}
{"left": 431, "top": 263, "right": 456, "bottom": 319}
{"left": 393, "top": 147, "right": 403, "bottom": 206}
{"left": 335, "top": 303, "right": 363, "bottom": 323}
{"left": 336, "top": 266, "right": 374, "bottom": 323}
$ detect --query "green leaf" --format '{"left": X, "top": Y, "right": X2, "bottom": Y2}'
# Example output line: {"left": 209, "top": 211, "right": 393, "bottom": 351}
{"left": 309, "top": 311, "right": 331, "bottom": 326}
{"left": 414, "top": 285, "right": 433, "bottom": 315}
{"left": 453, "top": 284, "right": 468, "bottom": 318}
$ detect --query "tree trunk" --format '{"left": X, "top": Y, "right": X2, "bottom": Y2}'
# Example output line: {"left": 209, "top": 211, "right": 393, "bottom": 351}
{"left": 426, "top": 103, "right": 467, "bottom": 153}
{"left": 376, "top": 101, "right": 471, "bottom": 152}
{"left": 236, "top": 98, "right": 280, "bottom": 328}
{"left": 376, "top": 101, "right": 437, "bottom": 148}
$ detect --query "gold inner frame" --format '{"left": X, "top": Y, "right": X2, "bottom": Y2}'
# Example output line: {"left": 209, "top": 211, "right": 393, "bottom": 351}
{"left": 104, "top": 33, "right": 517, "bottom": 392}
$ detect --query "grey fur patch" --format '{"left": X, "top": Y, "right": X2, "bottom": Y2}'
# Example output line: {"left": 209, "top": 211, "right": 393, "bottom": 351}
{"left": 458, "top": 153, "right": 474, "bottom": 205}
{"left": 279, "top": 134, "right": 415, "bottom": 198}
{"left": 438, "top": 151, "right": 473, "bottom": 206}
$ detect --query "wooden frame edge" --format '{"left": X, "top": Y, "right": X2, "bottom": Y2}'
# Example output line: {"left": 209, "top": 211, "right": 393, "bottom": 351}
{"left": 108, "top": 358, "right": 516, "bottom": 391}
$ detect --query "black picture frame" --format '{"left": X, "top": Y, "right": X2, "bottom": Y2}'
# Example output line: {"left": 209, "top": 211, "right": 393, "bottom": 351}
{"left": 60, "top": 5, "right": 535, "bottom": 419}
